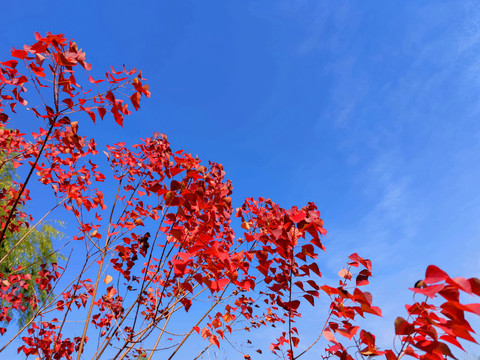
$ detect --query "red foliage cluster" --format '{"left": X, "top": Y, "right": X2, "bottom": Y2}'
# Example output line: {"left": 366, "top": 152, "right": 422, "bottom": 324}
{"left": 0, "top": 32, "right": 479, "bottom": 360}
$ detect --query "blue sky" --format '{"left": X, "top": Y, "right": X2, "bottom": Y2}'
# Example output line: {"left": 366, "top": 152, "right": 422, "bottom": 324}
{"left": 2, "top": 0, "right": 480, "bottom": 358}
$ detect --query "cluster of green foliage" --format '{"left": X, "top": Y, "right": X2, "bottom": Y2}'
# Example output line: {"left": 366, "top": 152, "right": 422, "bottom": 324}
{"left": 0, "top": 152, "right": 63, "bottom": 326}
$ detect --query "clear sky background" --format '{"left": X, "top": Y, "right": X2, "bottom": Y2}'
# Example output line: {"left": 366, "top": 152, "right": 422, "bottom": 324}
{"left": 2, "top": 1, "right": 480, "bottom": 359}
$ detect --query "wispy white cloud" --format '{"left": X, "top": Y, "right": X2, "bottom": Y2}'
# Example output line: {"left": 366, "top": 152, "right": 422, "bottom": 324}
{"left": 246, "top": 1, "right": 480, "bottom": 357}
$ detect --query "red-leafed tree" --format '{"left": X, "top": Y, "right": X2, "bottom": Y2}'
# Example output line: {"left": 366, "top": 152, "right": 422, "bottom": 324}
{"left": 0, "top": 32, "right": 479, "bottom": 360}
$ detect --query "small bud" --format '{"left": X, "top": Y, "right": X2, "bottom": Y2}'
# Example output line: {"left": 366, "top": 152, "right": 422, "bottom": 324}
{"left": 414, "top": 280, "right": 425, "bottom": 288}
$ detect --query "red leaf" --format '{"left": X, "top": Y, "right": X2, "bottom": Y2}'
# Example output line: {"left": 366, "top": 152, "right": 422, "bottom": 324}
{"left": 292, "top": 336, "right": 300, "bottom": 348}
{"left": 11, "top": 48, "right": 27, "bottom": 59}
{"left": 287, "top": 208, "right": 306, "bottom": 223}
{"left": 395, "top": 317, "right": 413, "bottom": 335}
{"left": 88, "top": 75, "right": 104, "bottom": 84}
{"left": 309, "top": 263, "right": 321, "bottom": 277}
{"left": 172, "top": 257, "right": 190, "bottom": 277}
{"left": 385, "top": 349, "right": 397, "bottom": 360}
{"left": 29, "top": 63, "right": 45, "bottom": 78}
{"left": 130, "top": 92, "right": 141, "bottom": 111}
{"left": 442, "top": 300, "right": 480, "bottom": 316}
{"left": 349, "top": 253, "right": 372, "bottom": 271}
{"left": 105, "top": 91, "right": 115, "bottom": 103}
{"left": 338, "top": 268, "right": 352, "bottom": 280}
{"left": 240, "top": 279, "right": 255, "bottom": 291}
{"left": 180, "top": 297, "right": 192, "bottom": 312}
{"left": 365, "top": 305, "right": 382, "bottom": 316}
{"left": 440, "top": 334, "right": 464, "bottom": 350}
{"left": 356, "top": 271, "right": 370, "bottom": 286}
{"left": 337, "top": 326, "right": 359, "bottom": 340}
{"left": 106, "top": 286, "right": 117, "bottom": 298}
{"left": 424, "top": 265, "right": 449, "bottom": 285}
{"left": 465, "top": 303, "right": 480, "bottom": 315}
{"left": 320, "top": 285, "right": 338, "bottom": 296}
{"left": 1, "top": 60, "right": 18, "bottom": 68}
{"left": 97, "top": 107, "right": 107, "bottom": 119}
{"left": 438, "top": 286, "right": 460, "bottom": 302}
{"left": 284, "top": 300, "right": 300, "bottom": 310}
{"left": 410, "top": 284, "right": 444, "bottom": 298}
{"left": 209, "top": 334, "right": 220, "bottom": 348}
{"left": 450, "top": 324, "right": 476, "bottom": 342}
{"left": 216, "top": 278, "right": 229, "bottom": 291}
{"left": 435, "top": 342, "right": 456, "bottom": 358}
{"left": 303, "top": 294, "right": 315, "bottom": 306}
{"left": 323, "top": 329, "right": 338, "bottom": 343}
{"left": 307, "top": 280, "right": 320, "bottom": 290}
{"left": 359, "top": 330, "right": 376, "bottom": 346}
{"left": 469, "top": 278, "right": 480, "bottom": 296}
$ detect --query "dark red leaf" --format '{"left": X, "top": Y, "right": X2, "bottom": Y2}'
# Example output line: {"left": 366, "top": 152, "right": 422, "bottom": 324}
{"left": 394, "top": 317, "right": 413, "bottom": 335}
